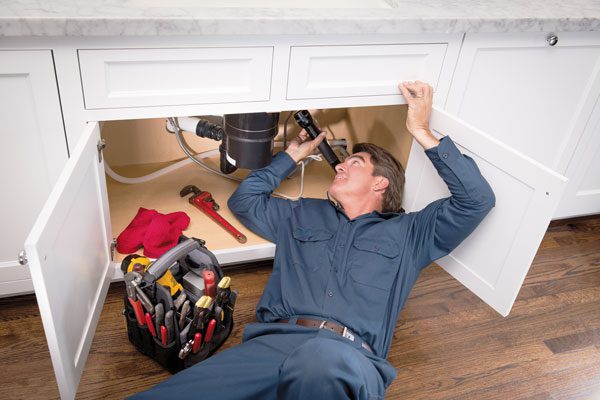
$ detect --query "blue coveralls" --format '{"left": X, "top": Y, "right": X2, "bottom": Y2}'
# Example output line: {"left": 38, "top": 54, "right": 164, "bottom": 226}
{"left": 130, "top": 136, "right": 495, "bottom": 400}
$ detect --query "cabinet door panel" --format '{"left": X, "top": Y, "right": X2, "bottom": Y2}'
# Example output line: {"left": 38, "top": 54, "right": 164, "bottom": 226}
{"left": 24, "top": 122, "right": 112, "bottom": 400}
{"left": 403, "top": 107, "right": 567, "bottom": 316}
{"left": 0, "top": 50, "right": 68, "bottom": 296}
{"left": 445, "top": 32, "right": 600, "bottom": 176}
{"left": 555, "top": 98, "right": 600, "bottom": 218}
{"left": 78, "top": 47, "right": 273, "bottom": 109}
{"left": 287, "top": 44, "right": 447, "bottom": 99}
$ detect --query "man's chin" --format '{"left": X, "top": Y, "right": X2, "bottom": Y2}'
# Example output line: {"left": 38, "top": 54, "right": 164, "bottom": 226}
{"left": 328, "top": 185, "right": 339, "bottom": 198}
{"left": 327, "top": 186, "right": 343, "bottom": 203}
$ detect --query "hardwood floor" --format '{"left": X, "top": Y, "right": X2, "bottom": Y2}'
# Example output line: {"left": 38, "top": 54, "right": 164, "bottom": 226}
{"left": 1, "top": 216, "right": 599, "bottom": 399}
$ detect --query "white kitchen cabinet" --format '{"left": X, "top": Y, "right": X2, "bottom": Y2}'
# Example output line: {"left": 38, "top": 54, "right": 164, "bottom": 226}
{"left": 444, "top": 32, "right": 600, "bottom": 218}
{"left": 555, "top": 96, "right": 600, "bottom": 218}
{"left": 25, "top": 103, "right": 566, "bottom": 399}
{"left": 0, "top": 50, "right": 69, "bottom": 297}
{"left": 5, "top": 32, "right": 583, "bottom": 399}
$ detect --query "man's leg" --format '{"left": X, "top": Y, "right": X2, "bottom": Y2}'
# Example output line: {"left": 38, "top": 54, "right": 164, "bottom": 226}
{"left": 128, "top": 332, "right": 307, "bottom": 400}
{"left": 277, "top": 335, "right": 386, "bottom": 400}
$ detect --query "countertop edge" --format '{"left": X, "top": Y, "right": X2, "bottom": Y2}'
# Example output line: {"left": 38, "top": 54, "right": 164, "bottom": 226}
{"left": 1, "top": 16, "right": 599, "bottom": 37}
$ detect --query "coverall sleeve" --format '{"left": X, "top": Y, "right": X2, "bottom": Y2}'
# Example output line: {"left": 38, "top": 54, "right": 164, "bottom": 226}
{"left": 227, "top": 151, "right": 299, "bottom": 242}
{"left": 409, "top": 136, "right": 496, "bottom": 270}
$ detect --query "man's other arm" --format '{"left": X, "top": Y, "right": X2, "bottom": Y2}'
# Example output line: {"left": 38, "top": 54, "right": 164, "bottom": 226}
{"left": 227, "top": 152, "right": 298, "bottom": 242}
{"left": 228, "top": 123, "right": 326, "bottom": 242}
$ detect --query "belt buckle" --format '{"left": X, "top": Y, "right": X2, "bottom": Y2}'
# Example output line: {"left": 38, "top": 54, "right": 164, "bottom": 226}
{"left": 342, "top": 326, "right": 355, "bottom": 342}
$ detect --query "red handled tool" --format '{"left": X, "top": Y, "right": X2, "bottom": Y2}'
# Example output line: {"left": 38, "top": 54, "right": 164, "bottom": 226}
{"left": 204, "top": 319, "right": 217, "bottom": 343}
{"left": 180, "top": 185, "right": 247, "bottom": 243}
{"left": 125, "top": 273, "right": 145, "bottom": 326}
{"left": 161, "top": 326, "right": 168, "bottom": 346}
{"left": 129, "top": 298, "right": 145, "bottom": 326}
{"left": 203, "top": 270, "right": 216, "bottom": 298}
{"left": 145, "top": 313, "right": 157, "bottom": 337}
{"left": 192, "top": 332, "right": 202, "bottom": 354}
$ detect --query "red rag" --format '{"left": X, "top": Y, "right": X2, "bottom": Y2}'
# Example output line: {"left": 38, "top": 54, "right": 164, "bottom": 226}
{"left": 116, "top": 208, "right": 158, "bottom": 254}
{"left": 142, "top": 211, "right": 190, "bottom": 258}
{"left": 165, "top": 211, "right": 191, "bottom": 231}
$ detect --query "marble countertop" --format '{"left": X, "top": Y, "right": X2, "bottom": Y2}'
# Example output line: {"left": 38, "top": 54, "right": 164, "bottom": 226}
{"left": 1, "top": 0, "right": 599, "bottom": 37}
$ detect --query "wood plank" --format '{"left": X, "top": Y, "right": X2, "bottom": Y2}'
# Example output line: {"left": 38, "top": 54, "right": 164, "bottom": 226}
{"left": 0, "top": 216, "right": 598, "bottom": 399}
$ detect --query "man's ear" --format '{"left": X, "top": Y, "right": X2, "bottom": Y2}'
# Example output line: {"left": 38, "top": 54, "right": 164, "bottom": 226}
{"left": 373, "top": 176, "right": 389, "bottom": 192}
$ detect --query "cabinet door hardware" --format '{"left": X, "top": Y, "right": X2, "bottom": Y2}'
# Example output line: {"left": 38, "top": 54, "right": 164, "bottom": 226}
{"left": 546, "top": 33, "right": 558, "bottom": 46}
{"left": 97, "top": 139, "right": 106, "bottom": 163}
{"left": 18, "top": 250, "right": 27, "bottom": 266}
{"left": 110, "top": 239, "right": 117, "bottom": 261}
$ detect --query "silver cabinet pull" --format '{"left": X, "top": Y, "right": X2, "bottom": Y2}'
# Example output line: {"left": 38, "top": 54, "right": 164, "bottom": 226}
{"left": 546, "top": 33, "right": 558, "bottom": 46}
{"left": 18, "top": 250, "right": 27, "bottom": 265}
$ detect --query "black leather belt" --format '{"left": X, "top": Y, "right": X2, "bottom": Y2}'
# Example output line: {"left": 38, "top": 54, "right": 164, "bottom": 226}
{"left": 278, "top": 317, "right": 373, "bottom": 354}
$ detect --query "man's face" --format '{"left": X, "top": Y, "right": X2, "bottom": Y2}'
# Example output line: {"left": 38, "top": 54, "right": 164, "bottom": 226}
{"left": 328, "top": 152, "right": 380, "bottom": 203}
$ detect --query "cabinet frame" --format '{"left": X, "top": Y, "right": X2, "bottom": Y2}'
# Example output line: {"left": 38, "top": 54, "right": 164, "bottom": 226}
{"left": 3, "top": 32, "right": 591, "bottom": 399}
{"left": 0, "top": 49, "right": 69, "bottom": 297}
{"left": 25, "top": 107, "right": 566, "bottom": 399}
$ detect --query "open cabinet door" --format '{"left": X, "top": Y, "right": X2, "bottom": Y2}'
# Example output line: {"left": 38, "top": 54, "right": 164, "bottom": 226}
{"left": 24, "top": 122, "right": 112, "bottom": 400}
{"left": 403, "top": 107, "right": 567, "bottom": 317}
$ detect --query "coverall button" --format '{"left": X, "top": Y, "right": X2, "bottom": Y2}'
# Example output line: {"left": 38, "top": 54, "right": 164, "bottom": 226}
{"left": 328, "top": 291, "right": 334, "bottom": 297}
{"left": 442, "top": 153, "right": 448, "bottom": 159}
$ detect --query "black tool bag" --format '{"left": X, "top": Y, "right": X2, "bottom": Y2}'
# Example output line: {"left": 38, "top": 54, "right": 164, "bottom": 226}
{"left": 122, "top": 236, "right": 237, "bottom": 373}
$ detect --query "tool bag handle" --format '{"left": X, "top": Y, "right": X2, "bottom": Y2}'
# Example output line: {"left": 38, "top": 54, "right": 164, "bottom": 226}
{"left": 143, "top": 238, "right": 201, "bottom": 285}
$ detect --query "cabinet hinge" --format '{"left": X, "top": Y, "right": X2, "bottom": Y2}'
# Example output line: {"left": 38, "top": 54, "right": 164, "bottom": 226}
{"left": 97, "top": 139, "right": 106, "bottom": 163}
{"left": 110, "top": 239, "right": 117, "bottom": 261}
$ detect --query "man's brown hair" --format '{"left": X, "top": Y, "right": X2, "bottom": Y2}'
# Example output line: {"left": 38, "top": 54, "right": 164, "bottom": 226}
{"left": 352, "top": 143, "right": 405, "bottom": 213}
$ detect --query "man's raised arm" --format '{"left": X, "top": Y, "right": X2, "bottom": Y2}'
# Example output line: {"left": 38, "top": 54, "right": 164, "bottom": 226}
{"left": 399, "top": 81, "right": 496, "bottom": 270}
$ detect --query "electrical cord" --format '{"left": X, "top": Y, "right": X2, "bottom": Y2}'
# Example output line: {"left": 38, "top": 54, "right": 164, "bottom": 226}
{"left": 104, "top": 150, "right": 216, "bottom": 184}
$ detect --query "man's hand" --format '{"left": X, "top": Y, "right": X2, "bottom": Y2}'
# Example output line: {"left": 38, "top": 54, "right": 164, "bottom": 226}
{"left": 285, "top": 129, "right": 327, "bottom": 163}
{"left": 399, "top": 81, "right": 440, "bottom": 150}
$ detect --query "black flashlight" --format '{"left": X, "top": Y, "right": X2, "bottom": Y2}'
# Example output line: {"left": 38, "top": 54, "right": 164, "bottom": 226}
{"left": 293, "top": 110, "right": 340, "bottom": 171}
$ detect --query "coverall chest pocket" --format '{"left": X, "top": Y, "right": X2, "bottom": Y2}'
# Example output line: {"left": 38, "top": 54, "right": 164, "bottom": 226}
{"left": 349, "top": 238, "right": 399, "bottom": 291}
{"left": 292, "top": 228, "right": 333, "bottom": 272}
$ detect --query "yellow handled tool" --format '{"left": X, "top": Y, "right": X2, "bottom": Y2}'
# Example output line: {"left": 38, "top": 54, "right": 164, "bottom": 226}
{"left": 126, "top": 256, "right": 183, "bottom": 296}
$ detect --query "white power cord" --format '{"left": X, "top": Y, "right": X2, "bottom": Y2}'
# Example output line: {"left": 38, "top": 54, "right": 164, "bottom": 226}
{"left": 104, "top": 149, "right": 218, "bottom": 184}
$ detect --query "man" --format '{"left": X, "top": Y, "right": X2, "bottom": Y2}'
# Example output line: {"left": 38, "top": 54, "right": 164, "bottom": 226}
{"left": 131, "top": 81, "right": 495, "bottom": 399}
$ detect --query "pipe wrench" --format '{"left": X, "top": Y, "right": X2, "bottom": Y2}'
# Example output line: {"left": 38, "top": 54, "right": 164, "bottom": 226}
{"left": 180, "top": 185, "right": 247, "bottom": 243}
